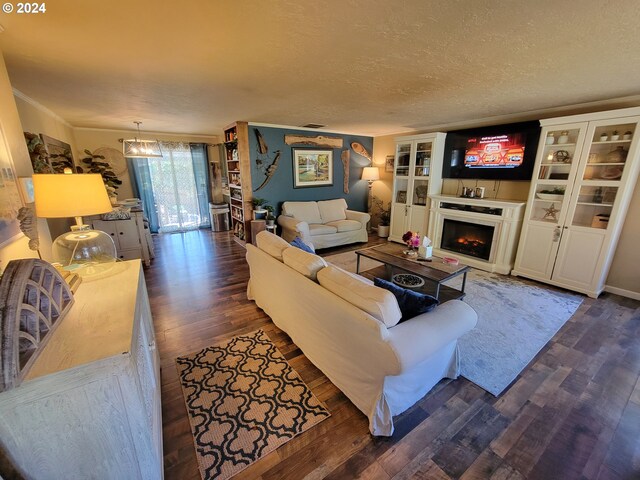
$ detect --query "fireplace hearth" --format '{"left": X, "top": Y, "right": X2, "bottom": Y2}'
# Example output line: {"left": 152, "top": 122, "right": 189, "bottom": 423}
{"left": 428, "top": 195, "right": 525, "bottom": 274}
{"left": 441, "top": 219, "right": 494, "bottom": 260}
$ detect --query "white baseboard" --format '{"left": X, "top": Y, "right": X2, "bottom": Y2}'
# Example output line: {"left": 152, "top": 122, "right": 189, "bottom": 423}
{"left": 604, "top": 285, "right": 640, "bottom": 301}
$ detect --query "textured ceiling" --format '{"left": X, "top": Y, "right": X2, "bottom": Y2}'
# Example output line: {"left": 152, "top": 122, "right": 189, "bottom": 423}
{"left": 1, "top": 0, "right": 640, "bottom": 136}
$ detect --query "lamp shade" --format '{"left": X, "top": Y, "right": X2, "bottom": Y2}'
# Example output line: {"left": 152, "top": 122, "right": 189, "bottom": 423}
{"left": 361, "top": 166, "right": 380, "bottom": 181}
{"left": 33, "top": 174, "right": 113, "bottom": 218}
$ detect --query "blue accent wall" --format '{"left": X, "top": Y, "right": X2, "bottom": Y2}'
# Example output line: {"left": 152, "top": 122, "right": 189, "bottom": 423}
{"left": 248, "top": 125, "right": 373, "bottom": 215}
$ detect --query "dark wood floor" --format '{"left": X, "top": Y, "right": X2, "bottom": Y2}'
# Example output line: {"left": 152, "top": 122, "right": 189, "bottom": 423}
{"left": 146, "top": 230, "right": 640, "bottom": 480}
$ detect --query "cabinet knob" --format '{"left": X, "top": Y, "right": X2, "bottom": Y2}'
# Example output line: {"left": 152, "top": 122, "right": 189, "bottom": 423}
{"left": 563, "top": 226, "right": 568, "bottom": 229}
{"left": 110, "top": 233, "right": 115, "bottom": 236}
{"left": 119, "top": 232, "right": 124, "bottom": 235}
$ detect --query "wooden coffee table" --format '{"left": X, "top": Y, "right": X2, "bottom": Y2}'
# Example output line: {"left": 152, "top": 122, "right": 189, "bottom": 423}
{"left": 355, "top": 243, "right": 470, "bottom": 302}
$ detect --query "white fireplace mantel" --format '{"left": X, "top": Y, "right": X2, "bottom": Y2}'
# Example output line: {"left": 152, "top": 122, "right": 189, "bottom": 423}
{"left": 427, "top": 194, "right": 525, "bottom": 274}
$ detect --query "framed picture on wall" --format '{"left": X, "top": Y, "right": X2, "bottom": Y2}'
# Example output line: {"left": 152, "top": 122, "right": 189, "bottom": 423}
{"left": 292, "top": 149, "right": 333, "bottom": 188}
{"left": 385, "top": 155, "right": 395, "bottom": 172}
{"left": 40, "top": 134, "right": 76, "bottom": 173}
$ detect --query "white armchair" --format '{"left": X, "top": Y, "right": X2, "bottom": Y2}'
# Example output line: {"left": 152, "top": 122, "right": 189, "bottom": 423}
{"left": 277, "top": 199, "right": 369, "bottom": 250}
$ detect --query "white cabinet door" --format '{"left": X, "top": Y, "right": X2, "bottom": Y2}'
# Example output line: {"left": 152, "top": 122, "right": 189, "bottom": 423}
{"left": 514, "top": 223, "right": 561, "bottom": 279}
{"left": 408, "top": 205, "right": 427, "bottom": 236}
{"left": 117, "top": 219, "right": 142, "bottom": 250}
{"left": 390, "top": 204, "right": 407, "bottom": 241}
{"left": 94, "top": 220, "right": 120, "bottom": 249}
{"left": 552, "top": 228, "right": 606, "bottom": 290}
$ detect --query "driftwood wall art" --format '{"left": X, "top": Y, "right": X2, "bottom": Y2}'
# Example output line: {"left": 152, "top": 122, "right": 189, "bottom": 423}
{"left": 0, "top": 259, "right": 74, "bottom": 392}
{"left": 254, "top": 150, "right": 281, "bottom": 191}
{"left": 351, "top": 142, "right": 372, "bottom": 162}
{"left": 341, "top": 150, "right": 350, "bottom": 194}
{"left": 284, "top": 134, "right": 343, "bottom": 148}
{"left": 255, "top": 129, "right": 268, "bottom": 154}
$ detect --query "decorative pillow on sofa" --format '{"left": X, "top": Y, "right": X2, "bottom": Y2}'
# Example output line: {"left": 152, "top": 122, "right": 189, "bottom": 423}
{"left": 373, "top": 278, "right": 439, "bottom": 322}
{"left": 281, "top": 247, "right": 327, "bottom": 281}
{"left": 317, "top": 265, "right": 402, "bottom": 328}
{"left": 317, "top": 198, "right": 347, "bottom": 223}
{"left": 255, "top": 231, "right": 290, "bottom": 261}
{"left": 290, "top": 236, "right": 315, "bottom": 253}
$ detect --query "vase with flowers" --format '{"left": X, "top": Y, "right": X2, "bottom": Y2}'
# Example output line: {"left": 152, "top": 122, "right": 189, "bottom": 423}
{"left": 402, "top": 231, "right": 420, "bottom": 256}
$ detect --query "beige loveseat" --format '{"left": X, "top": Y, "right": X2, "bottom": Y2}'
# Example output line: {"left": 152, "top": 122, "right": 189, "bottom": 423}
{"left": 277, "top": 198, "right": 369, "bottom": 250}
{"left": 246, "top": 231, "right": 478, "bottom": 436}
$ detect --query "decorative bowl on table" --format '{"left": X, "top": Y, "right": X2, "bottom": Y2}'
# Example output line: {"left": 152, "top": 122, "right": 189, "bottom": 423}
{"left": 536, "top": 193, "right": 564, "bottom": 201}
{"left": 392, "top": 273, "right": 425, "bottom": 289}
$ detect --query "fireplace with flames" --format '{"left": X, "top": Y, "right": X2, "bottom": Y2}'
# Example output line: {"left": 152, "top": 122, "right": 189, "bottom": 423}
{"left": 440, "top": 219, "right": 494, "bottom": 261}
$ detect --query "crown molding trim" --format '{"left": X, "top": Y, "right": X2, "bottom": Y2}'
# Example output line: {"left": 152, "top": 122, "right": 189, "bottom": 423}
{"left": 12, "top": 88, "right": 74, "bottom": 129}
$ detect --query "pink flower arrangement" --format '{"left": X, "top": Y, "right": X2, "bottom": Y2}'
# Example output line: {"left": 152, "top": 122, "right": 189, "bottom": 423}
{"left": 402, "top": 231, "right": 420, "bottom": 248}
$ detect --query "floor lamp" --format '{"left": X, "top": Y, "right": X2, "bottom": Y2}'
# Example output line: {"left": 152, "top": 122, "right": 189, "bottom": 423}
{"left": 33, "top": 173, "right": 117, "bottom": 275}
{"left": 361, "top": 166, "right": 380, "bottom": 233}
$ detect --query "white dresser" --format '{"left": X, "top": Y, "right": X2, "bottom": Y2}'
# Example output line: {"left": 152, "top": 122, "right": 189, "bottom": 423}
{"left": 0, "top": 260, "right": 163, "bottom": 479}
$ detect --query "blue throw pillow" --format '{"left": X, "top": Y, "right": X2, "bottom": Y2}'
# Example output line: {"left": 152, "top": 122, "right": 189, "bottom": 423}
{"left": 373, "top": 277, "right": 439, "bottom": 322}
{"left": 290, "top": 236, "right": 315, "bottom": 253}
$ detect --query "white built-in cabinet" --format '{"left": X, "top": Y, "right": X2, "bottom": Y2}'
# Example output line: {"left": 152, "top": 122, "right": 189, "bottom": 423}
{"left": 512, "top": 107, "right": 640, "bottom": 298}
{"left": 92, "top": 211, "right": 154, "bottom": 266}
{"left": 389, "top": 133, "right": 445, "bottom": 243}
{"left": 0, "top": 260, "right": 163, "bottom": 479}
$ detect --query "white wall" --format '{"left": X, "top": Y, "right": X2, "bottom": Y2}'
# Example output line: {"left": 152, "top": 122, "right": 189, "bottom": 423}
{"left": 0, "top": 48, "right": 53, "bottom": 270}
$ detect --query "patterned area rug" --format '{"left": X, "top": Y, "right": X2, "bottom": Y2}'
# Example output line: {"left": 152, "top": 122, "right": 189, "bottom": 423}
{"left": 324, "top": 251, "right": 583, "bottom": 396}
{"left": 176, "top": 329, "right": 331, "bottom": 480}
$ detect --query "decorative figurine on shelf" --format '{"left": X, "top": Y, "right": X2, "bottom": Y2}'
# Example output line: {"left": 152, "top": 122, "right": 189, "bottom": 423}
{"left": 553, "top": 150, "right": 571, "bottom": 163}
{"left": 402, "top": 231, "right": 420, "bottom": 257}
{"left": 543, "top": 203, "right": 559, "bottom": 221}
{"left": 593, "top": 188, "right": 603, "bottom": 204}
{"left": 600, "top": 132, "right": 609, "bottom": 142}
{"left": 623, "top": 131, "right": 633, "bottom": 140}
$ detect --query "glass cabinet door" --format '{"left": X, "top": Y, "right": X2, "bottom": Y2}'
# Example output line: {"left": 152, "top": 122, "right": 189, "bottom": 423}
{"left": 530, "top": 126, "right": 585, "bottom": 224}
{"left": 395, "top": 142, "right": 411, "bottom": 177}
{"left": 570, "top": 122, "right": 636, "bottom": 229}
{"left": 414, "top": 141, "right": 432, "bottom": 177}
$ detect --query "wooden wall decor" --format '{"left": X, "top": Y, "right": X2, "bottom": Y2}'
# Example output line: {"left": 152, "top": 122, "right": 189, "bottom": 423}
{"left": 351, "top": 141, "right": 372, "bottom": 162}
{"left": 284, "top": 134, "right": 343, "bottom": 148}
{"left": 254, "top": 150, "right": 281, "bottom": 191}
{"left": 0, "top": 259, "right": 74, "bottom": 392}
{"left": 254, "top": 129, "right": 269, "bottom": 154}
{"left": 341, "top": 149, "right": 350, "bottom": 194}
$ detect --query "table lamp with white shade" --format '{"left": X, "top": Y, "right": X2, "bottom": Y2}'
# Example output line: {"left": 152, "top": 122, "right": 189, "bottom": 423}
{"left": 33, "top": 173, "right": 117, "bottom": 272}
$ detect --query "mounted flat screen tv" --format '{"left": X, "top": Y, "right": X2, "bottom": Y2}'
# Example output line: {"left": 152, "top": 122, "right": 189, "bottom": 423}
{"left": 442, "top": 121, "right": 540, "bottom": 180}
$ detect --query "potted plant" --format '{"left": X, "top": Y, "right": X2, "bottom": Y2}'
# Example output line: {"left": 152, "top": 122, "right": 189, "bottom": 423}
{"left": 252, "top": 197, "right": 268, "bottom": 220}
{"left": 265, "top": 205, "right": 276, "bottom": 226}
{"left": 81, "top": 149, "right": 122, "bottom": 203}
{"left": 377, "top": 209, "right": 391, "bottom": 238}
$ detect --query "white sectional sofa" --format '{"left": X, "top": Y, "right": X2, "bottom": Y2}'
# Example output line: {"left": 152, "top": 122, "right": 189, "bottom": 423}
{"left": 277, "top": 198, "right": 369, "bottom": 250}
{"left": 246, "top": 231, "right": 478, "bottom": 436}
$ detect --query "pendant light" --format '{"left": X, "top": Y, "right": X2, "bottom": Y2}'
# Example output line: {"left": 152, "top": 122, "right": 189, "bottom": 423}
{"left": 123, "top": 121, "right": 162, "bottom": 158}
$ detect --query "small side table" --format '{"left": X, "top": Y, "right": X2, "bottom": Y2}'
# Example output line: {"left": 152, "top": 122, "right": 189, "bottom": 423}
{"left": 265, "top": 224, "right": 277, "bottom": 235}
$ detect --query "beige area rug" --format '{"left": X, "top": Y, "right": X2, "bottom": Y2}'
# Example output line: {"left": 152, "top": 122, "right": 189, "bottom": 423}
{"left": 324, "top": 250, "right": 583, "bottom": 396}
{"left": 176, "top": 329, "right": 331, "bottom": 480}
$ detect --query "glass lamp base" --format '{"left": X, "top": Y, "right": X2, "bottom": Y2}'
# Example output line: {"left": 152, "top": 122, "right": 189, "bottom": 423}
{"left": 52, "top": 227, "right": 117, "bottom": 276}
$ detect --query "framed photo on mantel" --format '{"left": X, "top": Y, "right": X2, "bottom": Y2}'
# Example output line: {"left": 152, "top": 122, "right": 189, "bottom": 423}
{"left": 292, "top": 149, "right": 333, "bottom": 188}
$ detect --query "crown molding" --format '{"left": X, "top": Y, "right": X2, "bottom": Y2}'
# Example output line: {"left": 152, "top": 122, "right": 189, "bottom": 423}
{"left": 12, "top": 88, "right": 74, "bottom": 129}
{"left": 73, "top": 126, "right": 219, "bottom": 139}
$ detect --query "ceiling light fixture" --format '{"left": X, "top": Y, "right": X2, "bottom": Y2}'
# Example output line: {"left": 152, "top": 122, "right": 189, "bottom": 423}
{"left": 123, "top": 121, "right": 162, "bottom": 158}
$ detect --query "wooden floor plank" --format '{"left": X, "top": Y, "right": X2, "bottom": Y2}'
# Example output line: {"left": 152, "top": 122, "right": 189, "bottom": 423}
{"left": 147, "top": 230, "right": 640, "bottom": 480}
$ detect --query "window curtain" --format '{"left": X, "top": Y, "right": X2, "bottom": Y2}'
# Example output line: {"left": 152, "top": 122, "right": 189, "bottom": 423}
{"left": 127, "top": 142, "right": 211, "bottom": 233}
{"left": 189, "top": 143, "right": 212, "bottom": 228}
{"left": 128, "top": 157, "right": 160, "bottom": 233}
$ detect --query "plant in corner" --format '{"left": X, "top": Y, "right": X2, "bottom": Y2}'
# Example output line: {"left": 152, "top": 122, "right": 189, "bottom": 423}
{"left": 81, "top": 149, "right": 122, "bottom": 200}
